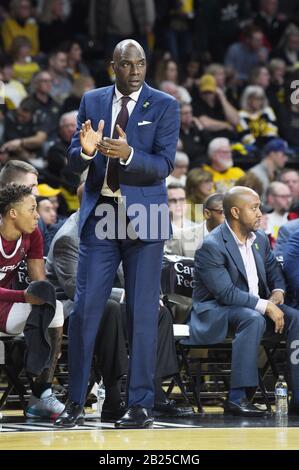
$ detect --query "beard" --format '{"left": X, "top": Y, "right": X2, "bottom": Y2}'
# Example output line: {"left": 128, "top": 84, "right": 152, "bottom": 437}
{"left": 219, "top": 158, "right": 233, "bottom": 171}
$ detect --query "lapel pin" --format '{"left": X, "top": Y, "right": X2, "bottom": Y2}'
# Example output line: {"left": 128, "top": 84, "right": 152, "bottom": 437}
{"left": 143, "top": 101, "right": 150, "bottom": 109}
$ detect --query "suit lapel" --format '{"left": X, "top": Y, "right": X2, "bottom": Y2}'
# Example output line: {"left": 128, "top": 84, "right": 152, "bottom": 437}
{"left": 252, "top": 241, "right": 268, "bottom": 292}
{"left": 100, "top": 87, "right": 114, "bottom": 138}
{"left": 221, "top": 224, "right": 248, "bottom": 284}
{"left": 125, "top": 83, "right": 152, "bottom": 141}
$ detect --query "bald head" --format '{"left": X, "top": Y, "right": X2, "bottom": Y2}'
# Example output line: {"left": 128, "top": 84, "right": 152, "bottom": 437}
{"left": 113, "top": 40, "right": 145, "bottom": 62}
{"left": 223, "top": 186, "right": 259, "bottom": 220}
{"left": 112, "top": 39, "right": 146, "bottom": 96}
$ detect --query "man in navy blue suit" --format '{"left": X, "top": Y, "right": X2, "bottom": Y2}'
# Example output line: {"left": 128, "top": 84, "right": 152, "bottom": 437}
{"left": 55, "top": 40, "right": 180, "bottom": 428}
{"left": 184, "top": 187, "right": 299, "bottom": 416}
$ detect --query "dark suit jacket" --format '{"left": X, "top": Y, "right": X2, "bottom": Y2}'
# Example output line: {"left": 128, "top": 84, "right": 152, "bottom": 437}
{"left": 186, "top": 223, "right": 285, "bottom": 345}
{"left": 68, "top": 82, "right": 180, "bottom": 241}
{"left": 283, "top": 228, "right": 299, "bottom": 306}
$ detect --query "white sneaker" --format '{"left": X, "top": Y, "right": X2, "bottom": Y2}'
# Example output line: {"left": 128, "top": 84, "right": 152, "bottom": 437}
{"left": 25, "top": 392, "right": 65, "bottom": 420}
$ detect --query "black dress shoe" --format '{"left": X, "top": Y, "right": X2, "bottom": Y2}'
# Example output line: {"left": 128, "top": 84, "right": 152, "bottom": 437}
{"left": 54, "top": 401, "right": 85, "bottom": 428}
{"left": 101, "top": 400, "right": 127, "bottom": 422}
{"left": 153, "top": 399, "right": 195, "bottom": 417}
{"left": 224, "top": 399, "right": 267, "bottom": 417}
{"left": 115, "top": 405, "right": 154, "bottom": 429}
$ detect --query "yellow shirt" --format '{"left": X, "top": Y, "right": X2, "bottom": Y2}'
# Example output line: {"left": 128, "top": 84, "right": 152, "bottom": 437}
{"left": 13, "top": 61, "right": 40, "bottom": 86}
{"left": 2, "top": 17, "right": 39, "bottom": 56}
{"left": 203, "top": 164, "right": 245, "bottom": 192}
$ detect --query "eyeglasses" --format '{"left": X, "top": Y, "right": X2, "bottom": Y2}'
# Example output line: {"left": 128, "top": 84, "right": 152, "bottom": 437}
{"left": 272, "top": 194, "right": 292, "bottom": 199}
{"left": 206, "top": 208, "right": 224, "bottom": 214}
{"left": 168, "top": 197, "right": 186, "bottom": 204}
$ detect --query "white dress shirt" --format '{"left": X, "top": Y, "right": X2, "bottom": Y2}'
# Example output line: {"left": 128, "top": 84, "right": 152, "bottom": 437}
{"left": 225, "top": 221, "right": 284, "bottom": 314}
{"left": 81, "top": 85, "right": 143, "bottom": 197}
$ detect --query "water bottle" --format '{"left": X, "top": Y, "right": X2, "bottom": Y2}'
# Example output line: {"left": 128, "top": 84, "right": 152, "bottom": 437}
{"left": 275, "top": 375, "right": 288, "bottom": 415}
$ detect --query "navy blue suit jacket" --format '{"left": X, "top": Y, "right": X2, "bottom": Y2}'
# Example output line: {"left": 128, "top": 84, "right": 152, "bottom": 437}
{"left": 186, "top": 223, "right": 286, "bottom": 345}
{"left": 68, "top": 82, "right": 180, "bottom": 241}
{"left": 283, "top": 228, "right": 299, "bottom": 306}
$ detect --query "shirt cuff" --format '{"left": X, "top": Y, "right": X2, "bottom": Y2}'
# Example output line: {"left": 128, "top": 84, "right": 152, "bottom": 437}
{"left": 255, "top": 298, "right": 268, "bottom": 315}
{"left": 120, "top": 147, "right": 134, "bottom": 165}
{"left": 80, "top": 148, "right": 97, "bottom": 160}
{"left": 272, "top": 289, "right": 285, "bottom": 294}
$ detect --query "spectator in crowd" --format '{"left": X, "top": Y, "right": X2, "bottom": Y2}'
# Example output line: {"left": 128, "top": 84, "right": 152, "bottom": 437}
{"left": 185, "top": 169, "right": 214, "bottom": 223}
{"left": 280, "top": 169, "right": 299, "bottom": 215}
{"left": 61, "top": 75, "right": 95, "bottom": 115}
{"left": 159, "top": 80, "right": 189, "bottom": 105}
{"left": 0, "top": 96, "right": 47, "bottom": 162}
{"left": 179, "top": 103, "right": 210, "bottom": 168}
{"left": 167, "top": 183, "right": 191, "bottom": 230}
{"left": 184, "top": 186, "right": 299, "bottom": 416}
{"left": 44, "top": 110, "right": 77, "bottom": 188}
{"left": 237, "top": 85, "right": 278, "bottom": 148}
{"left": 155, "top": 59, "right": 191, "bottom": 104}
{"left": 265, "top": 181, "right": 292, "bottom": 240}
{"left": 195, "top": 0, "right": 251, "bottom": 62}
{"left": 271, "top": 25, "right": 299, "bottom": 68}
{"left": 250, "top": 138, "right": 288, "bottom": 199}
{"left": 36, "top": 194, "right": 65, "bottom": 255}
{"left": 267, "top": 58, "right": 286, "bottom": 114}
{"left": 224, "top": 25, "right": 268, "bottom": 82}
{"left": 192, "top": 74, "right": 239, "bottom": 142}
{"left": 62, "top": 40, "right": 90, "bottom": 80}
{"left": 249, "top": 66, "right": 270, "bottom": 90}
{"left": 0, "top": 183, "right": 65, "bottom": 420}
{"left": 254, "top": 0, "right": 288, "bottom": 49}
{"left": 235, "top": 172, "right": 264, "bottom": 198}
{"left": 38, "top": 0, "right": 73, "bottom": 53}
{"left": 153, "top": 0, "right": 193, "bottom": 64}
{"left": 1, "top": 0, "right": 39, "bottom": 56}
{"left": 166, "top": 190, "right": 224, "bottom": 258}
{"left": 47, "top": 49, "right": 72, "bottom": 105}
{"left": 27, "top": 71, "right": 61, "bottom": 142}
{"left": 11, "top": 35, "right": 40, "bottom": 87}
{"left": 181, "top": 53, "right": 202, "bottom": 94}
{"left": 92, "top": 0, "right": 156, "bottom": 59}
{"left": 37, "top": 183, "right": 62, "bottom": 216}
{"left": 0, "top": 56, "right": 27, "bottom": 110}
{"left": 203, "top": 137, "right": 245, "bottom": 193}
{"left": 166, "top": 150, "right": 189, "bottom": 187}
{"left": 37, "top": 196, "right": 57, "bottom": 227}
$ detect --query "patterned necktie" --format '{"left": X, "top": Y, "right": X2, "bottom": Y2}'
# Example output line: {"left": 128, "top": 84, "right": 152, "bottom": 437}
{"left": 106, "top": 96, "right": 131, "bottom": 192}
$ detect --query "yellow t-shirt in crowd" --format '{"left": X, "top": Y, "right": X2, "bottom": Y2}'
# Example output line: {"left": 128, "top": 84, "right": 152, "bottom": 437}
{"left": 203, "top": 164, "right": 245, "bottom": 193}
{"left": 13, "top": 61, "right": 40, "bottom": 86}
{"left": 2, "top": 17, "right": 39, "bottom": 56}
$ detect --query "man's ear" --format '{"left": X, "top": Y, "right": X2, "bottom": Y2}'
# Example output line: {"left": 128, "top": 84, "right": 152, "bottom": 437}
{"left": 9, "top": 207, "right": 17, "bottom": 220}
{"left": 230, "top": 206, "right": 239, "bottom": 219}
{"left": 111, "top": 60, "right": 115, "bottom": 73}
{"left": 204, "top": 208, "right": 211, "bottom": 220}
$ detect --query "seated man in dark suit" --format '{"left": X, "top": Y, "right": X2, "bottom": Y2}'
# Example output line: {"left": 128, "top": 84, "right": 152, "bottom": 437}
{"left": 46, "top": 185, "right": 193, "bottom": 420}
{"left": 184, "top": 186, "right": 299, "bottom": 416}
